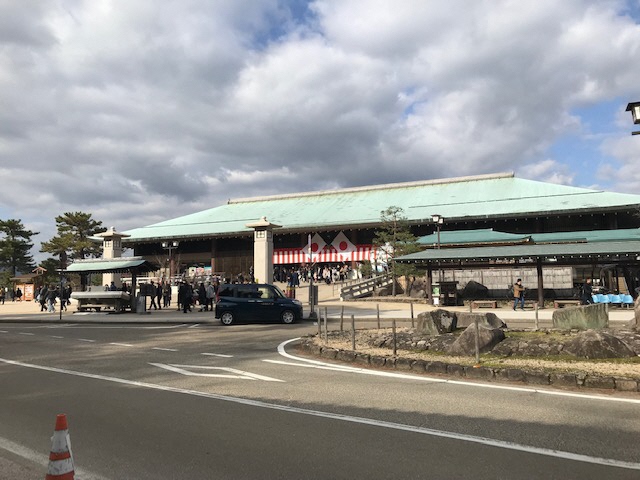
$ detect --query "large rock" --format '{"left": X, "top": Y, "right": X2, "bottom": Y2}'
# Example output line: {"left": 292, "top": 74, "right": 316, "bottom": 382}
{"left": 457, "top": 312, "right": 506, "bottom": 329}
{"left": 631, "top": 296, "right": 640, "bottom": 330}
{"left": 462, "top": 280, "right": 489, "bottom": 299}
{"left": 563, "top": 330, "right": 636, "bottom": 359}
{"left": 552, "top": 303, "right": 607, "bottom": 330}
{"left": 448, "top": 323, "right": 505, "bottom": 356}
{"left": 416, "top": 310, "right": 457, "bottom": 335}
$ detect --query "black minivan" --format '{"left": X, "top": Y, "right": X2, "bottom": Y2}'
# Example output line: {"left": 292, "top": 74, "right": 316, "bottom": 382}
{"left": 214, "top": 283, "right": 303, "bottom": 325}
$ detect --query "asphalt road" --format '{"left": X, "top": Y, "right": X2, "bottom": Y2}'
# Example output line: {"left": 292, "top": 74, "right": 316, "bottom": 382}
{"left": 1, "top": 317, "right": 639, "bottom": 479}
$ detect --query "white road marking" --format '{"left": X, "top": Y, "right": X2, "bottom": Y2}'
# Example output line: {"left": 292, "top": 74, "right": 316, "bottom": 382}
{"left": 50, "top": 336, "right": 64, "bottom": 339}
{"left": 188, "top": 324, "right": 200, "bottom": 328}
{"left": 1, "top": 357, "right": 638, "bottom": 471}
{"left": 146, "top": 324, "right": 189, "bottom": 329}
{"left": 79, "top": 338, "right": 96, "bottom": 343}
{"left": 277, "top": 338, "right": 640, "bottom": 405}
{"left": 0, "top": 330, "right": 7, "bottom": 333}
{"left": 152, "top": 363, "right": 284, "bottom": 382}
{"left": 150, "top": 363, "right": 281, "bottom": 382}
{"left": 110, "top": 342, "right": 134, "bottom": 347}
{"left": 152, "top": 347, "right": 178, "bottom": 352}
{"left": 264, "top": 358, "right": 376, "bottom": 373}
{"left": 18, "top": 332, "right": 35, "bottom": 336}
{"left": 201, "top": 353, "right": 233, "bottom": 358}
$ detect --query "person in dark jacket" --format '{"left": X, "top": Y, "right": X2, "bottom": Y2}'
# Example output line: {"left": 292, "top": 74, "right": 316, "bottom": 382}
{"left": 581, "top": 278, "right": 593, "bottom": 305}
{"left": 45, "top": 285, "right": 57, "bottom": 313}
{"left": 179, "top": 281, "right": 192, "bottom": 313}
{"left": 198, "top": 282, "right": 207, "bottom": 311}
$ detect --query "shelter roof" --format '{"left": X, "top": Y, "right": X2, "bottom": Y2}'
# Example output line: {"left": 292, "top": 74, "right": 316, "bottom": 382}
{"left": 417, "top": 228, "right": 640, "bottom": 246}
{"left": 396, "top": 241, "right": 640, "bottom": 267}
{"left": 418, "top": 229, "right": 531, "bottom": 246}
{"left": 64, "top": 257, "right": 158, "bottom": 274}
{"left": 122, "top": 172, "right": 640, "bottom": 243}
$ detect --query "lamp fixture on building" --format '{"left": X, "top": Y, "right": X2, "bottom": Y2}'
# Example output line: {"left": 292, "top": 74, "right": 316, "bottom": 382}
{"left": 161, "top": 241, "right": 180, "bottom": 280}
{"left": 625, "top": 102, "right": 640, "bottom": 135}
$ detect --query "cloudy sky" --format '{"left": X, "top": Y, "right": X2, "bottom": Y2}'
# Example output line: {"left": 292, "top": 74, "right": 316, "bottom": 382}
{"left": 2, "top": 0, "right": 640, "bottom": 259}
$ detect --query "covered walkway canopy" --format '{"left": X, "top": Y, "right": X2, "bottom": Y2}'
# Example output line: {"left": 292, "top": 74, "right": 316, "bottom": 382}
{"left": 63, "top": 257, "right": 159, "bottom": 312}
{"left": 64, "top": 257, "right": 158, "bottom": 274}
{"left": 397, "top": 230, "right": 640, "bottom": 304}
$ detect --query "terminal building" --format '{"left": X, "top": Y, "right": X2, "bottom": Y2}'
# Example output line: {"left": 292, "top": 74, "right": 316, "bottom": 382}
{"left": 122, "top": 172, "right": 640, "bottom": 297}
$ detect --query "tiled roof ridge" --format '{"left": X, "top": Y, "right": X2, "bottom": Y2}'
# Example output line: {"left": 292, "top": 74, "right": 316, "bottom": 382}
{"left": 227, "top": 172, "right": 515, "bottom": 204}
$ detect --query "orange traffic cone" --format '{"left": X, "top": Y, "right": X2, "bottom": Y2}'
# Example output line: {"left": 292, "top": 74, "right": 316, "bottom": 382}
{"left": 45, "top": 414, "right": 75, "bottom": 480}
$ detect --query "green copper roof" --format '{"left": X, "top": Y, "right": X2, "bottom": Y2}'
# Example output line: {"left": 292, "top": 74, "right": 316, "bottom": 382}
{"left": 530, "top": 228, "right": 640, "bottom": 243}
{"left": 123, "top": 173, "right": 640, "bottom": 243}
{"left": 396, "top": 241, "right": 640, "bottom": 265}
{"left": 418, "top": 229, "right": 530, "bottom": 246}
{"left": 417, "top": 228, "right": 640, "bottom": 246}
{"left": 65, "top": 258, "right": 157, "bottom": 274}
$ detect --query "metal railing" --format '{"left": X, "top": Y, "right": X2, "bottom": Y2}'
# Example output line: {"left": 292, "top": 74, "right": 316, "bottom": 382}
{"left": 339, "top": 273, "right": 394, "bottom": 300}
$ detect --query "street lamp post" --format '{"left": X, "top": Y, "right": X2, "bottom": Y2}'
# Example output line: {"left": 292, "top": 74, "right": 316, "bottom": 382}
{"left": 161, "top": 241, "right": 179, "bottom": 282}
{"left": 431, "top": 214, "right": 444, "bottom": 305}
{"left": 626, "top": 102, "right": 640, "bottom": 135}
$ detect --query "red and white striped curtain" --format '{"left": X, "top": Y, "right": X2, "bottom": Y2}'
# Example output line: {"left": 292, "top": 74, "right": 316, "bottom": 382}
{"left": 273, "top": 245, "right": 376, "bottom": 265}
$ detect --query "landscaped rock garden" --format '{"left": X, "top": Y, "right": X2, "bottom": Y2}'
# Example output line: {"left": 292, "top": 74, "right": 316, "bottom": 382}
{"left": 300, "top": 306, "right": 640, "bottom": 392}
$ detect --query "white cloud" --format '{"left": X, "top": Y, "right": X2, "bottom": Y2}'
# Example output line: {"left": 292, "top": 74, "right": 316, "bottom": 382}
{"left": 1, "top": 0, "right": 640, "bottom": 262}
{"left": 519, "top": 159, "right": 576, "bottom": 186}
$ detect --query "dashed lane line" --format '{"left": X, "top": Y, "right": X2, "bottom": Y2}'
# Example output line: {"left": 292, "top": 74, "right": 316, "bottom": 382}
{"left": 110, "top": 342, "right": 134, "bottom": 347}
{"left": 1, "top": 357, "right": 639, "bottom": 471}
{"left": 152, "top": 347, "right": 178, "bottom": 352}
{"left": 79, "top": 339, "right": 96, "bottom": 343}
{"left": 50, "top": 336, "right": 64, "bottom": 339}
{"left": 201, "top": 353, "right": 233, "bottom": 358}
{"left": 18, "top": 332, "right": 35, "bottom": 336}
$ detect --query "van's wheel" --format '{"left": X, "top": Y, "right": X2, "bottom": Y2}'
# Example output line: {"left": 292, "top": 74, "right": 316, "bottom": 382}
{"left": 220, "top": 311, "right": 235, "bottom": 325}
{"left": 281, "top": 310, "right": 295, "bottom": 324}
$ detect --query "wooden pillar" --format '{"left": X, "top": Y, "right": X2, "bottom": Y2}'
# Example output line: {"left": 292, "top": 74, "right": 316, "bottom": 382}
{"left": 131, "top": 271, "right": 138, "bottom": 313}
{"left": 536, "top": 259, "right": 544, "bottom": 307}
{"left": 426, "top": 265, "right": 434, "bottom": 305}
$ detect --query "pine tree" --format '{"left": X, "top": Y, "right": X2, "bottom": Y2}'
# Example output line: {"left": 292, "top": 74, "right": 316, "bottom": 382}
{"left": 373, "top": 207, "right": 420, "bottom": 296}
{"left": 41, "top": 212, "right": 107, "bottom": 268}
{"left": 0, "top": 219, "right": 37, "bottom": 276}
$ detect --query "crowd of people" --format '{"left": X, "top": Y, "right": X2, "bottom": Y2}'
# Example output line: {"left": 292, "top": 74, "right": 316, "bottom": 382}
{"left": 273, "top": 264, "right": 358, "bottom": 285}
{"left": 35, "top": 284, "right": 72, "bottom": 313}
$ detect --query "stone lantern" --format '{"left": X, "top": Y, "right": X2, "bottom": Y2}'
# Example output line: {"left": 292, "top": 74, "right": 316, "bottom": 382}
{"left": 95, "top": 226, "right": 130, "bottom": 288}
{"left": 246, "top": 217, "right": 281, "bottom": 284}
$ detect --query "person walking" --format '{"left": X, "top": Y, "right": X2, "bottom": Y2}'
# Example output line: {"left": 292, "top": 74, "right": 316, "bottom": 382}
{"left": 45, "top": 285, "right": 57, "bottom": 313}
{"left": 162, "top": 282, "right": 171, "bottom": 308}
{"left": 513, "top": 278, "right": 526, "bottom": 310}
{"left": 38, "top": 285, "right": 47, "bottom": 312}
{"left": 581, "top": 278, "right": 593, "bottom": 305}
{"left": 0, "top": 286, "right": 4, "bottom": 305}
{"left": 206, "top": 281, "right": 216, "bottom": 312}
{"left": 179, "top": 281, "right": 192, "bottom": 313}
{"left": 156, "top": 282, "right": 163, "bottom": 310}
{"left": 198, "top": 282, "right": 207, "bottom": 311}
{"left": 148, "top": 281, "right": 158, "bottom": 310}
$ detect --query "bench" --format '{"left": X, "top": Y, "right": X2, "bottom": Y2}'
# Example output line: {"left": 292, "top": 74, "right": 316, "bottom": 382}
{"left": 553, "top": 300, "right": 581, "bottom": 309}
{"left": 472, "top": 300, "right": 498, "bottom": 309}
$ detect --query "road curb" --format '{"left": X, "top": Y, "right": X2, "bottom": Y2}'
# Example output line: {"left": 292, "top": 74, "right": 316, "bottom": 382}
{"left": 297, "top": 336, "right": 640, "bottom": 393}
